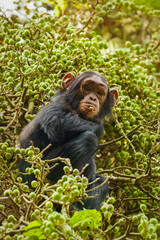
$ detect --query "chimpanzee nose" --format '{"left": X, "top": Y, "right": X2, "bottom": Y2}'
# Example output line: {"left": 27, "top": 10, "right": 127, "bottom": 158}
{"left": 90, "top": 95, "right": 97, "bottom": 101}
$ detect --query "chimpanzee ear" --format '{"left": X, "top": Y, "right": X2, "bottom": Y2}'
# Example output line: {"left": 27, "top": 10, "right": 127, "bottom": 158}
{"left": 110, "top": 89, "right": 118, "bottom": 108}
{"left": 61, "top": 72, "right": 75, "bottom": 89}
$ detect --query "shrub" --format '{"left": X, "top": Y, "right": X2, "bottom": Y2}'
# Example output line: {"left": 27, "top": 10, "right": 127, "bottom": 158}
{"left": 0, "top": 0, "right": 159, "bottom": 239}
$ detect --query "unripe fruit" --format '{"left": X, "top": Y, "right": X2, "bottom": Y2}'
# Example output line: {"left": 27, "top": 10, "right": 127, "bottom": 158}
{"left": 0, "top": 127, "right": 4, "bottom": 133}
{"left": 148, "top": 225, "right": 156, "bottom": 234}
{"left": 64, "top": 225, "right": 72, "bottom": 235}
{"left": 62, "top": 195, "right": 68, "bottom": 203}
{"left": 82, "top": 177, "right": 88, "bottom": 185}
{"left": 34, "top": 169, "right": 41, "bottom": 176}
{"left": 31, "top": 180, "right": 38, "bottom": 188}
{"left": 51, "top": 233, "right": 58, "bottom": 239}
{"left": 107, "top": 197, "right": 115, "bottom": 204}
{"left": 107, "top": 204, "right": 114, "bottom": 212}
{"left": 34, "top": 209, "right": 40, "bottom": 216}
{"left": 23, "top": 185, "right": 29, "bottom": 191}
{"left": 5, "top": 153, "right": 12, "bottom": 159}
{"left": 44, "top": 24, "right": 51, "bottom": 32}
{"left": 29, "top": 192, "right": 36, "bottom": 199}
{"left": 8, "top": 214, "right": 16, "bottom": 222}
{"left": 149, "top": 218, "right": 158, "bottom": 225}
{"left": 4, "top": 236, "right": 11, "bottom": 240}
{"left": 23, "top": 50, "right": 30, "bottom": 57}
{"left": 63, "top": 166, "right": 70, "bottom": 174}
{"left": 57, "top": 186, "right": 63, "bottom": 194}
{"left": 125, "top": 41, "right": 132, "bottom": 47}
{"left": 140, "top": 204, "right": 147, "bottom": 211}
{"left": 73, "top": 169, "right": 79, "bottom": 175}
{"left": 132, "top": 134, "right": 138, "bottom": 141}
{"left": 13, "top": 189, "right": 20, "bottom": 196}
{"left": 73, "top": 189, "right": 80, "bottom": 196}
{"left": 29, "top": 168, "right": 34, "bottom": 174}
{"left": 115, "top": 141, "right": 121, "bottom": 147}
{"left": 45, "top": 201, "right": 53, "bottom": 209}
{"left": 0, "top": 204, "right": 4, "bottom": 211}
{"left": 52, "top": 192, "right": 61, "bottom": 201}
{"left": 119, "top": 218, "right": 125, "bottom": 225}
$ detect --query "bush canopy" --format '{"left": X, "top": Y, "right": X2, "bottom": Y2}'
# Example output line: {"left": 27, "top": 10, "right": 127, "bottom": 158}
{"left": 0, "top": 0, "right": 160, "bottom": 239}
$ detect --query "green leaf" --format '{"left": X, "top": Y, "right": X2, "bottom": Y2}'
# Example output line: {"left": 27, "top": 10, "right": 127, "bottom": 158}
{"left": 134, "top": 0, "right": 160, "bottom": 9}
{"left": 70, "top": 209, "right": 102, "bottom": 229}
{"left": 24, "top": 220, "right": 46, "bottom": 239}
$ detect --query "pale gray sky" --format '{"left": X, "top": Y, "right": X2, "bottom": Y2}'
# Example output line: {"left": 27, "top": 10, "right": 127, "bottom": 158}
{"left": 0, "top": 0, "right": 15, "bottom": 10}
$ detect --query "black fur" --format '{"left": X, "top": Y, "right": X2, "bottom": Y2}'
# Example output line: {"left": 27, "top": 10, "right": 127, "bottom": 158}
{"left": 19, "top": 71, "right": 114, "bottom": 210}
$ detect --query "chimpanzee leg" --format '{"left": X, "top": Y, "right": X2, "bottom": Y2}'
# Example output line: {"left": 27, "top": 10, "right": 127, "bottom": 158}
{"left": 19, "top": 131, "right": 108, "bottom": 209}
{"left": 48, "top": 131, "right": 108, "bottom": 210}
{"left": 46, "top": 131, "right": 99, "bottom": 182}
{"left": 19, "top": 131, "right": 97, "bottom": 187}
{"left": 60, "top": 131, "right": 98, "bottom": 180}
{"left": 74, "top": 175, "right": 109, "bottom": 210}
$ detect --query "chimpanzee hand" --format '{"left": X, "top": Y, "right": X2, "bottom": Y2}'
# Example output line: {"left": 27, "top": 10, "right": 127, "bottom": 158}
{"left": 61, "top": 111, "right": 104, "bottom": 139}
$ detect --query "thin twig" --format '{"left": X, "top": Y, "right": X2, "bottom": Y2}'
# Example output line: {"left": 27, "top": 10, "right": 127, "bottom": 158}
{"left": 99, "top": 123, "right": 141, "bottom": 148}
{"left": 85, "top": 177, "right": 108, "bottom": 193}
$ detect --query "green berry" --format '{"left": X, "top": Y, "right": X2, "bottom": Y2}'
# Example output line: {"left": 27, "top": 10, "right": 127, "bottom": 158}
{"left": 52, "top": 192, "right": 61, "bottom": 201}
{"left": 63, "top": 166, "right": 70, "bottom": 174}
{"left": 45, "top": 201, "right": 53, "bottom": 209}
{"left": 140, "top": 204, "right": 147, "bottom": 211}
{"left": 44, "top": 24, "right": 51, "bottom": 32}
{"left": 57, "top": 187, "right": 63, "bottom": 194}
{"left": 29, "top": 192, "right": 36, "bottom": 199}
{"left": 107, "top": 197, "right": 115, "bottom": 204}
{"left": 125, "top": 41, "right": 132, "bottom": 47}
{"left": 31, "top": 180, "right": 38, "bottom": 188}
{"left": 149, "top": 218, "right": 158, "bottom": 225}
{"left": 23, "top": 50, "right": 30, "bottom": 57}
{"left": 0, "top": 204, "right": 4, "bottom": 211}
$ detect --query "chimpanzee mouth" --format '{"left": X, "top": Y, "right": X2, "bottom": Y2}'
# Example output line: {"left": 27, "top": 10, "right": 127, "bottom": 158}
{"left": 87, "top": 104, "right": 96, "bottom": 112}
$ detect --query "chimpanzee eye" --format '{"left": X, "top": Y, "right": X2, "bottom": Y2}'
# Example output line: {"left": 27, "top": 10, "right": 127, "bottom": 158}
{"left": 83, "top": 85, "right": 91, "bottom": 91}
{"left": 97, "top": 90, "right": 104, "bottom": 96}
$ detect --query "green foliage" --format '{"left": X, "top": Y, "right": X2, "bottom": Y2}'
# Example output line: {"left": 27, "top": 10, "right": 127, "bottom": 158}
{"left": 134, "top": 0, "right": 160, "bottom": 10}
{"left": 0, "top": 0, "right": 160, "bottom": 239}
{"left": 70, "top": 209, "right": 102, "bottom": 229}
{"left": 24, "top": 221, "right": 45, "bottom": 239}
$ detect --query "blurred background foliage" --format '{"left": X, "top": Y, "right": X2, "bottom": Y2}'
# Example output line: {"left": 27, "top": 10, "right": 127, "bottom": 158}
{"left": 0, "top": 0, "right": 160, "bottom": 239}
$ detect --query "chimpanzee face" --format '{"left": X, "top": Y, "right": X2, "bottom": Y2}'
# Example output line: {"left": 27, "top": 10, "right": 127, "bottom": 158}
{"left": 62, "top": 71, "right": 118, "bottom": 119}
{"left": 79, "top": 75, "right": 108, "bottom": 118}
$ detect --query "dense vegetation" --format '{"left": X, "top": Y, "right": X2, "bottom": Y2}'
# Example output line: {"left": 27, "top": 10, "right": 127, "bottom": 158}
{"left": 0, "top": 0, "right": 160, "bottom": 239}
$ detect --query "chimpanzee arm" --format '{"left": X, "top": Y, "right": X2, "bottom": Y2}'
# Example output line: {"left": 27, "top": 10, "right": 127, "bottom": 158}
{"left": 39, "top": 108, "right": 64, "bottom": 143}
{"left": 61, "top": 111, "right": 104, "bottom": 139}
{"left": 40, "top": 105, "right": 103, "bottom": 143}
